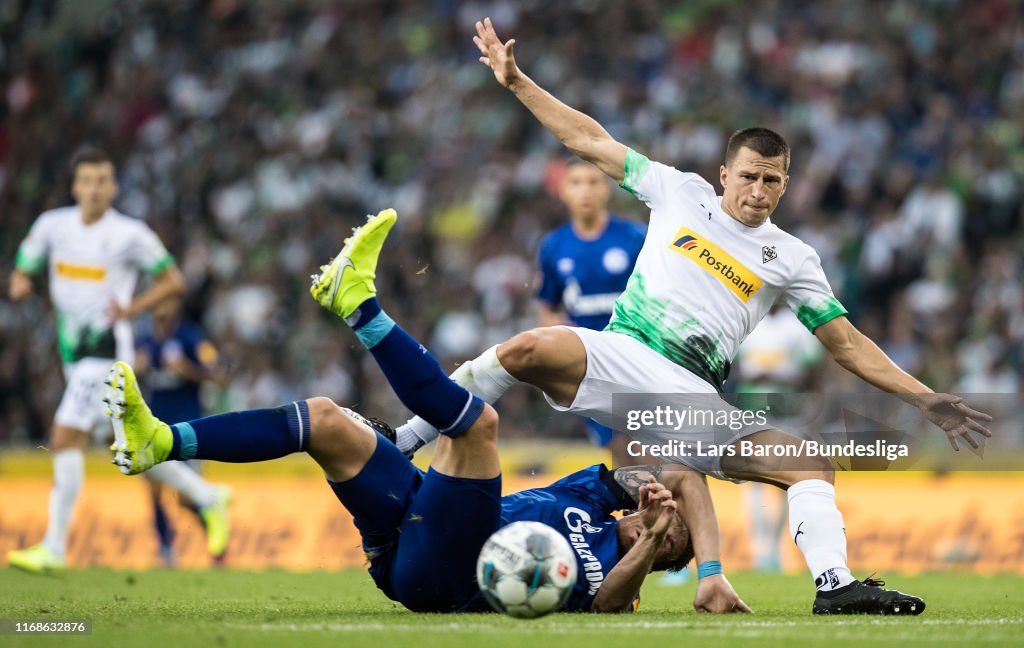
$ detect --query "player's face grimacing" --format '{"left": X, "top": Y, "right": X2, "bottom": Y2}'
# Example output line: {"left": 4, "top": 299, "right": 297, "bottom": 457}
{"left": 719, "top": 146, "right": 789, "bottom": 227}
{"left": 561, "top": 162, "right": 611, "bottom": 221}
{"left": 72, "top": 161, "right": 118, "bottom": 221}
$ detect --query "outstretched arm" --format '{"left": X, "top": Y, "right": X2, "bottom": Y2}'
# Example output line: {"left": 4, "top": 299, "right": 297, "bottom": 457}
{"left": 815, "top": 316, "right": 992, "bottom": 450}
{"left": 613, "top": 465, "right": 751, "bottom": 613}
{"left": 474, "top": 18, "right": 627, "bottom": 182}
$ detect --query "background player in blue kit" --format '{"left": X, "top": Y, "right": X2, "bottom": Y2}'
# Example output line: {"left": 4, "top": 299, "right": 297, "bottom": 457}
{"left": 536, "top": 160, "right": 645, "bottom": 466}
{"left": 108, "top": 209, "right": 749, "bottom": 614}
{"left": 136, "top": 296, "right": 223, "bottom": 426}
{"left": 135, "top": 295, "right": 231, "bottom": 565}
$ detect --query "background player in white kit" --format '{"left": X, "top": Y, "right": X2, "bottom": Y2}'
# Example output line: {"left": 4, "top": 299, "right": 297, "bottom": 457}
{"left": 7, "top": 147, "right": 230, "bottom": 573}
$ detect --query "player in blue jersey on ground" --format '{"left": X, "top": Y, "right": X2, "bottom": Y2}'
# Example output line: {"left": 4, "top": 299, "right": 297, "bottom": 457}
{"left": 135, "top": 295, "right": 230, "bottom": 565}
{"left": 105, "top": 209, "right": 751, "bottom": 614}
{"left": 537, "top": 159, "right": 645, "bottom": 466}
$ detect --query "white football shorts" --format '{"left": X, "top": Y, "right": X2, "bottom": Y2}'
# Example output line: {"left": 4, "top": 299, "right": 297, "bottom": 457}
{"left": 55, "top": 357, "right": 115, "bottom": 439}
{"left": 544, "top": 326, "right": 770, "bottom": 480}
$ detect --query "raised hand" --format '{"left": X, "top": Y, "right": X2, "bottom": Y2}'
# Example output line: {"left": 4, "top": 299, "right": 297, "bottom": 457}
{"left": 915, "top": 393, "right": 993, "bottom": 451}
{"left": 107, "top": 299, "right": 134, "bottom": 322}
{"left": 473, "top": 17, "right": 520, "bottom": 89}
{"left": 637, "top": 477, "right": 677, "bottom": 539}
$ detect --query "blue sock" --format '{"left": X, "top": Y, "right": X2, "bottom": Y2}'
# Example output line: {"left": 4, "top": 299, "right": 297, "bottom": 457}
{"left": 168, "top": 401, "right": 311, "bottom": 461}
{"left": 346, "top": 296, "right": 385, "bottom": 334}
{"left": 152, "top": 492, "right": 174, "bottom": 549}
{"left": 349, "top": 297, "right": 483, "bottom": 437}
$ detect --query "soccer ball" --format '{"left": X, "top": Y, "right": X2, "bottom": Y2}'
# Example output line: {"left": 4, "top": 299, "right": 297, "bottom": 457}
{"left": 476, "top": 521, "right": 578, "bottom": 619}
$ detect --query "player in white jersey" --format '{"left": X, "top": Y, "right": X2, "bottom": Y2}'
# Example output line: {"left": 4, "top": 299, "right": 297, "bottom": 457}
{"left": 394, "top": 19, "right": 993, "bottom": 614}
{"left": 7, "top": 147, "right": 230, "bottom": 573}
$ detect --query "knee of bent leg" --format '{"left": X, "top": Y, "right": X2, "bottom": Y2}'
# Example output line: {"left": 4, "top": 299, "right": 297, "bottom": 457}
{"left": 499, "top": 325, "right": 565, "bottom": 376}
{"left": 305, "top": 397, "right": 368, "bottom": 448}
{"left": 463, "top": 403, "right": 499, "bottom": 446}
{"left": 305, "top": 396, "right": 341, "bottom": 429}
{"left": 498, "top": 329, "right": 547, "bottom": 376}
{"left": 50, "top": 425, "right": 88, "bottom": 451}
{"left": 797, "top": 455, "right": 835, "bottom": 486}
{"left": 817, "top": 459, "right": 835, "bottom": 485}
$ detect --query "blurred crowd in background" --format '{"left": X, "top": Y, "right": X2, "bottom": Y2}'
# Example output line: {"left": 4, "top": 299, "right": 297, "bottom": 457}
{"left": 1, "top": 0, "right": 1022, "bottom": 443}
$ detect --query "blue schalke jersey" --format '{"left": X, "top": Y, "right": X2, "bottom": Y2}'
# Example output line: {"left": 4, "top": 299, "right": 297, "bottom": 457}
{"left": 537, "top": 216, "right": 645, "bottom": 330}
{"left": 463, "top": 465, "right": 634, "bottom": 613}
{"left": 137, "top": 321, "right": 216, "bottom": 424}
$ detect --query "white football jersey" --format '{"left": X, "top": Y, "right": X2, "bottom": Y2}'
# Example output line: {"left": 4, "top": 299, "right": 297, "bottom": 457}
{"left": 609, "top": 148, "right": 845, "bottom": 390}
{"left": 15, "top": 206, "right": 173, "bottom": 365}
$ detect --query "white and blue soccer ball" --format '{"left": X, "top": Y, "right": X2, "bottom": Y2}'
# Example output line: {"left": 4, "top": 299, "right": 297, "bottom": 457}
{"left": 476, "top": 521, "right": 578, "bottom": 619}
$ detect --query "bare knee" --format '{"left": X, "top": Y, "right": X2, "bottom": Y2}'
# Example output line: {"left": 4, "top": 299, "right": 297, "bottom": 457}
{"left": 777, "top": 457, "right": 835, "bottom": 488}
{"left": 432, "top": 404, "right": 500, "bottom": 480}
{"left": 498, "top": 329, "right": 547, "bottom": 377}
{"left": 803, "top": 457, "right": 835, "bottom": 485}
{"left": 462, "top": 403, "right": 499, "bottom": 446}
{"left": 50, "top": 425, "right": 88, "bottom": 451}
{"left": 306, "top": 397, "right": 371, "bottom": 450}
{"left": 722, "top": 450, "right": 835, "bottom": 489}
{"left": 306, "top": 396, "right": 343, "bottom": 430}
{"left": 723, "top": 429, "right": 837, "bottom": 489}
{"left": 306, "top": 397, "right": 378, "bottom": 482}
{"left": 497, "top": 328, "right": 584, "bottom": 406}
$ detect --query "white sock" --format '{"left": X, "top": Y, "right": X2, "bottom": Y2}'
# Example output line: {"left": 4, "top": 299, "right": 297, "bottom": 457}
{"left": 147, "top": 461, "right": 217, "bottom": 508}
{"left": 395, "top": 345, "right": 518, "bottom": 453}
{"left": 395, "top": 423, "right": 427, "bottom": 454}
{"left": 42, "top": 449, "right": 84, "bottom": 557}
{"left": 787, "top": 479, "right": 854, "bottom": 592}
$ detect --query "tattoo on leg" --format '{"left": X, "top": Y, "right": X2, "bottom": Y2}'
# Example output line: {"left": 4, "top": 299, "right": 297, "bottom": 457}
{"left": 612, "top": 465, "right": 663, "bottom": 503}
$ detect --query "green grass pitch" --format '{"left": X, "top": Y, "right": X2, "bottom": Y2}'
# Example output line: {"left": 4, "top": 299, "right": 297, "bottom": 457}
{"left": 2, "top": 569, "right": 1021, "bottom": 647}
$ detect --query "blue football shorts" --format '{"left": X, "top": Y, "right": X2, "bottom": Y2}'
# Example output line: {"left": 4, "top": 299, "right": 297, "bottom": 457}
{"left": 328, "top": 433, "right": 502, "bottom": 612}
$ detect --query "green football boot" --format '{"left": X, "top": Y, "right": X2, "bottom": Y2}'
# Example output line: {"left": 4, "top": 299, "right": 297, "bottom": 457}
{"left": 200, "top": 486, "right": 232, "bottom": 561}
{"left": 105, "top": 361, "right": 173, "bottom": 475}
{"left": 310, "top": 208, "right": 397, "bottom": 320}
{"left": 8, "top": 543, "right": 66, "bottom": 574}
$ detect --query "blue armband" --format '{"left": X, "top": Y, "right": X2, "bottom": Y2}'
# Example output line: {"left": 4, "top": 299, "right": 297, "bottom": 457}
{"left": 697, "top": 560, "right": 722, "bottom": 579}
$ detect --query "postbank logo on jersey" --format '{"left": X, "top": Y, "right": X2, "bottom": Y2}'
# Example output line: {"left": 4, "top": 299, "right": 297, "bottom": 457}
{"left": 669, "top": 227, "right": 763, "bottom": 303}
{"left": 55, "top": 261, "right": 107, "bottom": 281}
